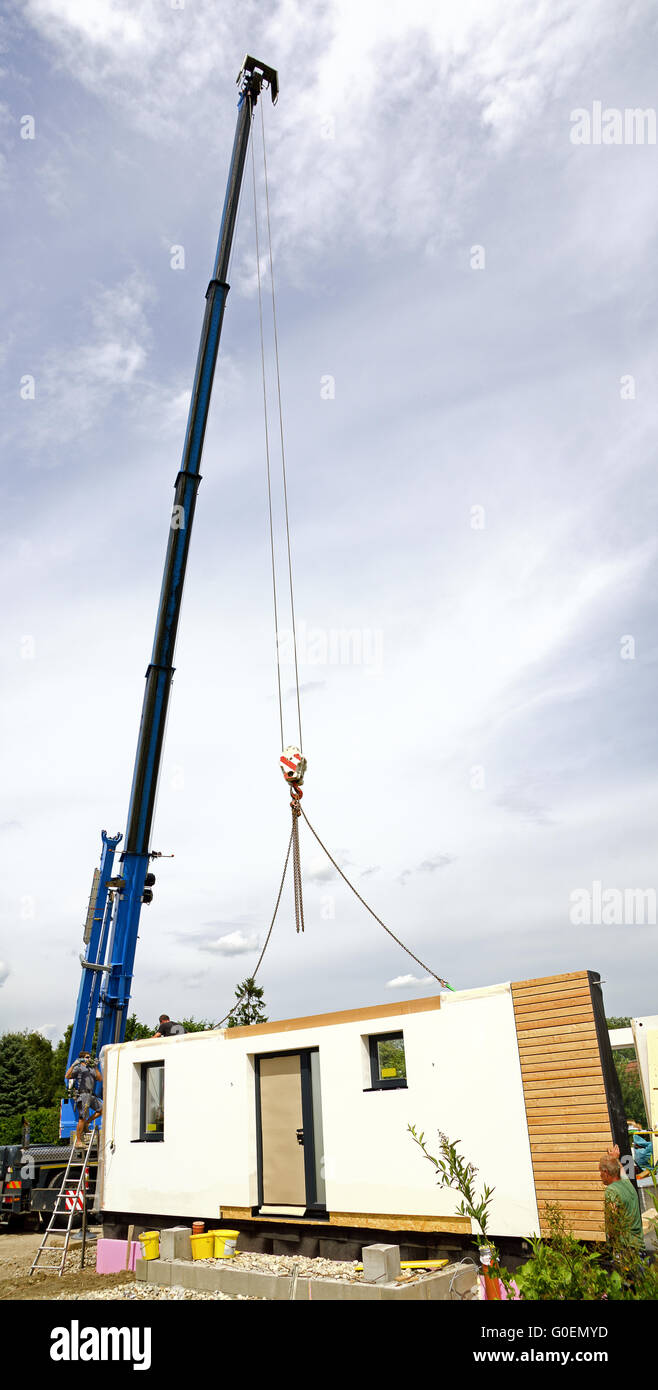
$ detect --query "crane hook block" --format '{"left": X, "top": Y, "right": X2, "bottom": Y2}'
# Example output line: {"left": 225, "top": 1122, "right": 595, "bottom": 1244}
{"left": 280, "top": 746, "right": 307, "bottom": 786}
{"left": 238, "top": 55, "right": 279, "bottom": 104}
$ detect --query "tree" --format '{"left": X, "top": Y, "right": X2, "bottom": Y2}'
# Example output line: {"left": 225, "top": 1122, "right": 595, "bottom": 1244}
{"left": 227, "top": 978, "right": 267, "bottom": 1028}
{"left": 0, "top": 1034, "right": 40, "bottom": 1117}
{"left": 23, "top": 1030, "right": 57, "bottom": 1107}
{"left": 124, "top": 1014, "right": 154, "bottom": 1042}
{"left": 606, "top": 1015, "right": 648, "bottom": 1127}
{"left": 51, "top": 1024, "right": 73, "bottom": 1098}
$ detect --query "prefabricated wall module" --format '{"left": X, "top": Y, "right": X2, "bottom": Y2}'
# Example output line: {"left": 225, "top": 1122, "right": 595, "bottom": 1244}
{"left": 97, "top": 969, "right": 628, "bottom": 1245}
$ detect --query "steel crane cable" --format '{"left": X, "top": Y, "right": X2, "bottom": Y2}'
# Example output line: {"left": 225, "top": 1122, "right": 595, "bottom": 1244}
{"left": 250, "top": 102, "right": 450, "bottom": 982}
{"left": 216, "top": 822, "right": 295, "bottom": 1028}
{"left": 299, "top": 805, "right": 454, "bottom": 991}
{"left": 260, "top": 95, "right": 303, "bottom": 755}
{"left": 252, "top": 98, "right": 306, "bottom": 935}
{"left": 250, "top": 94, "right": 285, "bottom": 750}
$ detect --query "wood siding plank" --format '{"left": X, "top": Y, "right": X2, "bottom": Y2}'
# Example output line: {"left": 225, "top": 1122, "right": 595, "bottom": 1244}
{"left": 511, "top": 973, "right": 610, "bottom": 1240}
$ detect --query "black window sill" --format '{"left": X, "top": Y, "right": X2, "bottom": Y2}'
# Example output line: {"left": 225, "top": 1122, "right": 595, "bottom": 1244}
{"left": 132, "top": 1135, "right": 165, "bottom": 1143}
{"left": 363, "top": 1083, "right": 408, "bottom": 1092}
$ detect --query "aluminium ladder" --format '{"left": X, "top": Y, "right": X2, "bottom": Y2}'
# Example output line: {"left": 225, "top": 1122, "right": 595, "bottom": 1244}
{"left": 29, "top": 1127, "right": 97, "bottom": 1277}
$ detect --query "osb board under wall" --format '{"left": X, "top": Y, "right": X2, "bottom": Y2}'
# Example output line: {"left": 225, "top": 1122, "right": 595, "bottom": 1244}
{"left": 511, "top": 970, "right": 612, "bottom": 1240}
{"left": 220, "top": 1207, "right": 471, "bottom": 1235}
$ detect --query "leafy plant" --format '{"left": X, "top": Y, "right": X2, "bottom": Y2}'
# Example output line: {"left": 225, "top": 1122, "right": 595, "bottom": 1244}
{"left": 408, "top": 1126, "right": 513, "bottom": 1293}
{"left": 603, "top": 1193, "right": 658, "bottom": 1299}
{"left": 515, "top": 1200, "right": 658, "bottom": 1301}
{"left": 515, "top": 1203, "right": 614, "bottom": 1301}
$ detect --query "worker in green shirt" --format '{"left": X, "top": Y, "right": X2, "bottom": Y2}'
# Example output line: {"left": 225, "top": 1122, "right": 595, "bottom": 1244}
{"left": 599, "top": 1149, "right": 644, "bottom": 1247}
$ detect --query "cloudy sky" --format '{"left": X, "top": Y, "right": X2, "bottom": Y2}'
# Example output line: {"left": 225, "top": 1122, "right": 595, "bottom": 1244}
{"left": 1, "top": 0, "right": 657, "bottom": 1044}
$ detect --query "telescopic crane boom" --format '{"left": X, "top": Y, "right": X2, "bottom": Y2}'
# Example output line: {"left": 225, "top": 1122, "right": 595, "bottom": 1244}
{"left": 61, "top": 57, "right": 278, "bottom": 1137}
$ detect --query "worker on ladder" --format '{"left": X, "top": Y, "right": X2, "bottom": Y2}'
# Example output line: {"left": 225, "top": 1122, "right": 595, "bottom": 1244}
{"left": 65, "top": 1050, "right": 103, "bottom": 1149}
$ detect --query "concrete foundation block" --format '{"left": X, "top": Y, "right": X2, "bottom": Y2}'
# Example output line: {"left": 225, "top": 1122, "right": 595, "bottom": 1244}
{"left": 153, "top": 1261, "right": 173, "bottom": 1287}
{"left": 218, "top": 1266, "right": 251, "bottom": 1297}
{"left": 341, "top": 1281, "right": 383, "bottom": 1301}
{"left": 160, "top": 1226, "right": 192, "bottom": 1262}
{"left": 451, "top": 1267, "right": 479, "bottom": 1298}
{"left": 425, "top": 1265, "right": 478, "bottom": 1300}
{"left": 362, "top": 1243, "right": 401, "bottom": 1285}
{"left": 180, "top": 1262, "right": 201, "bottom": 1290}
{"left": 246, "top": 1271, "right": 291, "bottom": 1300}
{"left": 135, "top": 1258, "right": 149, "bottom": 1282}
{"left": 196, "top": 1265, "right": 223, "bottom": 1293}
{"left": 168, "top": 1258, "right": 196, "bottom": 1290}
{"left": 425, "top": 1270, "right": 451, "bottom": 1300}
{"left": 381, "top": 1279, "right": 428, "bottom": 1301}
{"left": 305, "top": 1278, "right": 347, "bottom": 1301}
{"left": 319, "top": 1239, "right": 354, "bottom": 1261}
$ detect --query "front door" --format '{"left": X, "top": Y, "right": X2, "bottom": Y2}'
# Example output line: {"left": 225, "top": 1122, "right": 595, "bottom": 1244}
{"left": 256, "top": 1050, "right": 326, "bottom": 1214}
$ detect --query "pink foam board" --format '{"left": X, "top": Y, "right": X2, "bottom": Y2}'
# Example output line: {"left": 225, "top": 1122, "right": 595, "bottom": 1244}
{"left": 95, "top": 1237, "right": 141, "bottom": 1274}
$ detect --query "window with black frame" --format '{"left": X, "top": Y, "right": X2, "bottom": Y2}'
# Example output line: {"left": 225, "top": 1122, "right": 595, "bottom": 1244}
{"left": 368, "top": 1031, "right": 407, "bottom": 1089}
{"left": 140, "top": 1062, "right": 165, "bottom": 1141}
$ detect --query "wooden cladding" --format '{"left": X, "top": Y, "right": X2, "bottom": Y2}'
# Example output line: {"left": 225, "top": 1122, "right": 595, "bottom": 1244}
{"left": 511, "top": 970, "right": 611, "bottom": 1240}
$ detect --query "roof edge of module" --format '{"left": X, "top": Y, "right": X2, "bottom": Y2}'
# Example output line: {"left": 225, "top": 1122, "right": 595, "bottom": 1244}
{"left": 223, "top": 993, "right": 444, "bottom": 1040}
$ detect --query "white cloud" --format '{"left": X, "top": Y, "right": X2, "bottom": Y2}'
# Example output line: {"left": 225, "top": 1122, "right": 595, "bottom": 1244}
{"left": 0, "top": 962, "right": 10, "bottom": 988}
{"left": 202, "top": 930, "right": 260, "bottom": 956}
{"left": 305, "top": 857, "right": 337, "bottom": 884}
{"left": 386, "top": 974, "right": 434, "bottom": 989}
{"left": 22, "top": 0, "right": 630, "bottom": 264}
{"left": 26, "top": 0, "right": 145, "bottom": 49}
{"left": 14, "top": 271, "right": 155, "bottom": 455}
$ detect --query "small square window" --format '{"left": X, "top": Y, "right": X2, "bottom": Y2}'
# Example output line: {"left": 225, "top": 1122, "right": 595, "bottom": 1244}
{"left": 140, "top": 1062, "right": 165, "bottom": 1141}
{"left": 368, "top": 1032, "right": 407, "bottom": 1089}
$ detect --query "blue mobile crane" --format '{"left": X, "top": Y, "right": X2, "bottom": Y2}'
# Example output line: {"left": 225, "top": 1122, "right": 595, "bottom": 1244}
{"left": 0, "top": 55, "right": 278, "bottom": 1225}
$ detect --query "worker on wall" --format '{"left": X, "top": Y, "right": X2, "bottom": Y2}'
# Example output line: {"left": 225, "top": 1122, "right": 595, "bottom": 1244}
{"left": 65, "top": 1050, "right": 103, "bottom": 1148}
{"left": 153, "top": 1014, "right": 185, "bottom": 1038}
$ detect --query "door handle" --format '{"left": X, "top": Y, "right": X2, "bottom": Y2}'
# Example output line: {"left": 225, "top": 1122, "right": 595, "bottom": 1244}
{"left": 296, "top": 1128, "right": 304, "bottom": 1145}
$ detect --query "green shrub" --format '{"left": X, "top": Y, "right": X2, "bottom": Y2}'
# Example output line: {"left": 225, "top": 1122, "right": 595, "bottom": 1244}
{"left": 516, "top": 1200, "right": 658, "bottom": 1301}
{"left": 515, "top": 1203, "right": 614, "bottom": 1301}
{"left": 0, "top": 1115, "right": 22, "bottom": 1145}
{"left": 0, "top": 1106, "right": 60, "bottom": 1147}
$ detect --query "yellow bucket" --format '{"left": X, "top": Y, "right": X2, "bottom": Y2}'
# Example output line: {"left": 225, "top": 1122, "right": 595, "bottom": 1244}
{"left": 190, "top": 1232, "right": 215, "bottom": 1260}
{"left": 139, "top": 1231, "right": 160, "bottom": 1260}
{"left": 210, "top": 1229, "right": 240, "bottom": 1259}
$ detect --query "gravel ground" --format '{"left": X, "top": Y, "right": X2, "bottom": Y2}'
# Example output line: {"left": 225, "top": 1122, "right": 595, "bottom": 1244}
{"left": 0, "top": 1232, "right": 257, "bottom": 1301}
{"left": 51, "top": 1284, "right": 259, "bottom": 1300}
{"left": 212, "top": 1251, "right": 364, "bottom": 1282}
{"left": 208, "top": 1250, "right": 440, "bottom": 1286}
{"left": 1, "top": 1229, "right": 469, "bottom": 1299}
